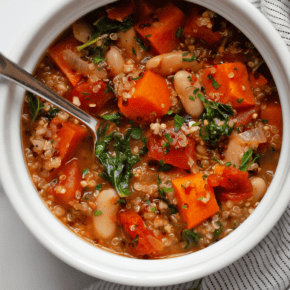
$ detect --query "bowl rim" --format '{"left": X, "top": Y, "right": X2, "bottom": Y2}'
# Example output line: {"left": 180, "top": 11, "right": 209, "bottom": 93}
{"left": 1, "top": 0, "right": 290, "bottom": 286}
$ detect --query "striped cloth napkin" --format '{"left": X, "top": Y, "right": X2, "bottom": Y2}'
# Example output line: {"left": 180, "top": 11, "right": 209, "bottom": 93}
{"left": 84, "top": 1, "right": 290, "bottom": 289}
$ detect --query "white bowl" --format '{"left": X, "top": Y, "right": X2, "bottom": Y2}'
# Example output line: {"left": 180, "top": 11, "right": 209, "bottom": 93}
{"left": 1, "top": 0, "right": 290, "bottom": 287}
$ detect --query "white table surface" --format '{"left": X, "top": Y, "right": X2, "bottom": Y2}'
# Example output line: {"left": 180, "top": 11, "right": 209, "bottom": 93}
{"left": 0, "top": 0, "right": 97, "bottom": 289}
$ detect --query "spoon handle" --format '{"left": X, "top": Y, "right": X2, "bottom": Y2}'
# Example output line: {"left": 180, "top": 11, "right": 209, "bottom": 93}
{"left": 0, "top": 53, "right": 98, "bottom": 142}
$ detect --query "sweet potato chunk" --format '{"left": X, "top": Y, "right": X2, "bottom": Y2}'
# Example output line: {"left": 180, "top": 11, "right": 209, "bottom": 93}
{"left": 172, "top": 173, "right": 219, "bottom": 229}
{"left": 134, "top": 3, "right": 185, "bottom": 54}
{"left": 202, "top": 62, "right": 256, "bottom": 109}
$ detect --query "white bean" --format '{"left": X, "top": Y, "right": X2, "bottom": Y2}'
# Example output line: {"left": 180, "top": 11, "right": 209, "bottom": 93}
{"left": 224, "top": 134, "right": 247, "bottom": 168}
{"left": 72, "top": 20, "right": 93, "bottom": 43}
{"left": 106, "top": 47, "right": 125, "bottom": 77}
{"left": 250, "top": 177, "right": 267, "bottom": 203}
{"left": 93, "top": 188, "right": 120, "bottom": 240}
{"left": 146, "top": 52, "right": 204, "bottom": 77}
{"left": 173, "top": 70, "right": 204, "bottom": 118}
{"left": 117, "top": 27, "right": 145, "bottom": 61}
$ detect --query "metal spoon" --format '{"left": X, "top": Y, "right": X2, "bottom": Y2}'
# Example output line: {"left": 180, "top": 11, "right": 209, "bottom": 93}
{"left": 0, "top": 53, "right": 98, "bottom": 143}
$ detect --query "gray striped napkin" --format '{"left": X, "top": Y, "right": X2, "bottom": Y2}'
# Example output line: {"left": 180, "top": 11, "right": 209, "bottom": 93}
{"left": 84, "top": 1, "right": 290, "bottom": 289}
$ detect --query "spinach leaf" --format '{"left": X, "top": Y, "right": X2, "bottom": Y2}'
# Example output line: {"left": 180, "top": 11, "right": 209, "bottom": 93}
{"left": 101, "top": 112, "right": 122, "bottom": 126}
{"left": 77, "top": 15, "right": 133, "bottom": 51}
{"left": 134, "top": 37, "right": 147, "bottom": 51}
{"left": 95, "top": 125, "right": 140, "bottom": 197}
{"left": 182, "top": 54, "right": 196, "bottom": 62}
{"left": 207, "top": 74, "right": 221, "bottom": 89}
{"left": 198, "top": 94, "right": 234, "bottom": 145}
{"left": 176, "top": 27, "right": 184, "bottom": 38}
{"left": 130, "top": 127, "right": 142, "bottom": 140}
{"left": 182, "top": 229, "right": 201, "bottom": 249}
{"left": 213, "top": 221, "right": 223, "bottom": 238}
{"left": 28, "top": 93, "right": 44, "bottom": 122}
{"left": 158, "top": 160, "right": 173, "bottom": 172}
{"left": 174, "top": 114, "right": 185, "bottom": 132}
{"left": 239, "top": 148, "right": 260, "bottom": 171}
{"left": 47, "top": 107, "right": 60, "bottom": 120}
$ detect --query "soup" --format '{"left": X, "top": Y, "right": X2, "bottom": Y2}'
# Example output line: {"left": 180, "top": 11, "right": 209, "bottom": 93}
{"left": 22, "top": 0, "right": 282, "bottom": 259}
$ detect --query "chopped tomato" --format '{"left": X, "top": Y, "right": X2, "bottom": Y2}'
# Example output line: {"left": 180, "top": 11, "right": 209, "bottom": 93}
{"left": 67, "top": 80, "right": 114, "bottom": 115}
{"left": 148, "top": 126, "right": 195, "bottom": 170}
{"left": 207, "top": 166, "right": 253, "bottom": 202}
{"left": 119, "top": 210, "right": 164, "bottom": 256}
{"left": 50, "top": 159, "right": 82, "bottom": 205}
{"left": 234, "top": 105, "right": 261, "bottom": 127}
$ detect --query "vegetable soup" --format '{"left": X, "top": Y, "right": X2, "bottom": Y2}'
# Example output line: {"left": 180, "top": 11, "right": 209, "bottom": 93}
{"left": 22, "top": 0, "right": 282, "bottom": 259}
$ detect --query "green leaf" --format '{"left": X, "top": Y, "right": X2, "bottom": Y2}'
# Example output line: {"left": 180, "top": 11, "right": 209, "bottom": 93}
{"left": 167, "top": 110, "right": 173, "bottom": 115}
{"left": 262, "top": 119, "right": 268, "bottom": 124}
{"left": 151, "top": 207, "right": 156, "bottom": 213}
{"left": 197, "top": 95, "right": 234, "bottom": 145}
{"left": 130, "top": 127, "right": 143, "bottom": 140}
{"left": 101, "top": 112, "right": 122, "bottom": 126}
{"left": 28, "top": 93, "right": 44, "bottom": 122}
{"left": 134, "top": 37, "right": 147, "bottom": 51}
{"left": 77, "top": 15, "right": 133, "bottom": 51}
{"left": 176, "top": 27, "right": 184, "bottom": 38}
{"left": 225, "top": 162, "right": 231, "bottom": 167}
{"left": 212, "top": 157, "right": 222, "bottom": 164}
{"left": 114, "top": 198, "right": 126, "bottom": 205}
{"left": 95, "top": 125, "right": 140, "bottom": 197}
{"left": 94, "top": 210, "right": 102, "bottom": 216}
{"left": 174, "top": 114, "right": 185, "bottom": 132}
{"left": 95, "top": 184, "right": 102, "bottom": 190}
{"left": 82, "top": 168, "right": 89, "bottom": 176}
{"left": 182, "top": 229, "right": 201, "bottom": 249}
{"left": 132, "top": 46, "right": 137, "bottom": 56}
{"left": 207, "top": 74, "right": 221, "bottom": 89}
{"left": 131, "top": 76, "right": 142, "bottom": 81}
{"left": 93, "top": 56, "right": 107, "bottom": 64}
{"left": 213, "top": 221, "right": 223, "bottom": 238}
{"left": 164, "top": 133, "right": 173, "bottom": 143}
{"left": 239, "top": 148, "right": 260, "bottom": 171}
{"left": 237, "top": 98, "right": 244, "bottom": 103}
{"left": 182, "top": 54, "right": 196, "bottom": 62}
{"left": 158, "top": 162, "right": 173, "bottom": 172}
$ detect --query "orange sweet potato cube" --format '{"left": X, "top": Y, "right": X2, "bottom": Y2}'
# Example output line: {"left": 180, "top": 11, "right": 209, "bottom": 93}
{"left": 202, "top": 62, "right": 256, "bottom": 109}
{"left": 172, "top": 173, "right": 219, "bottom": 229}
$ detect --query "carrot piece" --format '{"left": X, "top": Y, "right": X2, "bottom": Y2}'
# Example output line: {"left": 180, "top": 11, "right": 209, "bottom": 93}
{"left": 107, "top": 0, "right": 135, "bottom": 21}
{"left": 148, "top": 126, "right": 195, "bottom": 170}
{"left": 249, "top": 72, "right": 268, "bottom": 88}
{"left": 183, "top": 10, "right": 221, "bottom": 45}
{"left": 50, "top": 118, "right": 88, "bottom": 163}
{"left": 49, "top": 37, "right": 82, "bottom": 87}
{"left": 172, "top": 173, "right": 219, "bottom": 229}
{"left": 51, "top": 159, "right": 82, "bottom": 205}
{"left": 119, "top": 210, "right": 164, "bottom": 256}
{"left": 67, "top": 80, "right": 114, "bottom": 115}
{"left": 260, "top": 102, "right": 283, "bottom": 135}
{"left": 118, "top": 70, "right": 171, "bottom": 123}
{"left": 202, "top": 62, "right": 256, "bottom": 109}
{"left": 207, "top": 166, "right": 253, "bottom": 202}
{"left": 134, "top": 3, "right": 185, "bottom": 54}
{"left": 234, "top": 105, "right": 261, "bottom": 127}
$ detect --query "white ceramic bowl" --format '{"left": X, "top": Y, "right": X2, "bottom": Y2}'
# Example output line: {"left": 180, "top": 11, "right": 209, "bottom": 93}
{"left": 1, "top": 0, "right": 290, "bottom": 287}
